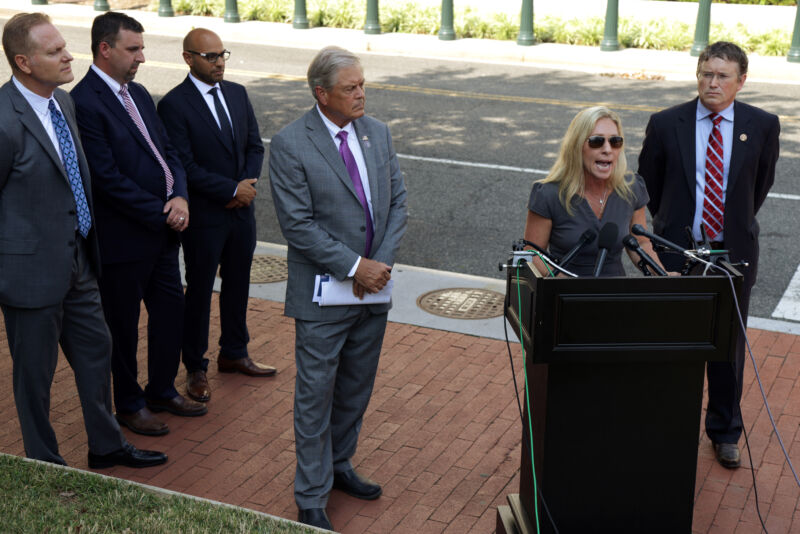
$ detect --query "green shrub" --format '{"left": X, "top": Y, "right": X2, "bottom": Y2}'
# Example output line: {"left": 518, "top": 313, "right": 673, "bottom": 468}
{"left": 166, "top": 0, "right": 792, "bottom": 56}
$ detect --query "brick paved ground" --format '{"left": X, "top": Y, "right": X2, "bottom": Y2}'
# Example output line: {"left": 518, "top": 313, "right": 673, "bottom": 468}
{"left": 1, "top": 296, "right": 799, "bottom": 532}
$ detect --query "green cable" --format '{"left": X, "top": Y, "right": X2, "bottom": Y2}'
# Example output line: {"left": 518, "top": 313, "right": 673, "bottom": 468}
{"left": 530, "top": 250, "right": 556, "bottom": 277}
{"left": 516, "top": 265, "right": 541, "bottom": 533}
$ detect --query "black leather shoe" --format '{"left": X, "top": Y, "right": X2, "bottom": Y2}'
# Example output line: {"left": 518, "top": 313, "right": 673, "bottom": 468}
{"left": 297, "top": 508, "right": 333, "bottom": 531}
{"left": 88, "top": 443, "right": 167, "bottom": 469}
{"left": 713, "top": 442, "right": 741, "bottom": 468}
{"left": 333, "top": 468, "right": 382, "bottom": 500}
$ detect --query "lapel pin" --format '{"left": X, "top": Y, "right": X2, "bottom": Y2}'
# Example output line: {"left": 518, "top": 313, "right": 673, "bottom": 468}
{"left": 362, "top": 135, "right": 370, "bottom": 148}
{"left": 739, "top": 133, "right": 747, "bottom": 142}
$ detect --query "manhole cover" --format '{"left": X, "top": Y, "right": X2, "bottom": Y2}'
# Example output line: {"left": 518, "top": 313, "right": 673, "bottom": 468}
{"left": 249, "top": 254, "right": 288, "bottom": 283}
{"left": 217, "top": 254, "right": 288, "bottom": 284}
{"left": 417, "top": 288, "right": 504, "bottom": 320}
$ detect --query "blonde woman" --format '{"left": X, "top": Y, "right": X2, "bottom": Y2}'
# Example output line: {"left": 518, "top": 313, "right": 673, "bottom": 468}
{"left": 524, "top": 106, "right": 665, "bottom": 276}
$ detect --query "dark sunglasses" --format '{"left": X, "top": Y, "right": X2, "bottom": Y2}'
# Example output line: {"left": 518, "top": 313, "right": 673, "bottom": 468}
{"left": 186, "top": 49, "right": 231, "bottom": 63}
{"left": 587, "top": 135, "right": 624, "bottom": 149}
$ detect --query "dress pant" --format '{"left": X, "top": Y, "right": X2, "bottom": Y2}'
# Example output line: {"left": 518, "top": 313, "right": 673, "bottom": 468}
{"left": 1, "top": 237, "right": 124, "bottom": 464}
{"left": 181, "top": 210, "right": 256, "bottom": 372}
{"left": 99, "top": 236, "right": 183, "bottom": 414}
{"left": 705, "top": 281, "right": 752, "bottom": 444}
{"left": 293, "top": 307, "right": 387, "bottom": 509}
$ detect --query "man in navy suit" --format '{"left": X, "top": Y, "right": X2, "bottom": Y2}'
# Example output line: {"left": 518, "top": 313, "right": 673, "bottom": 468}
{"left": 71, "top": 12, "right": 207, "bottom": 437}
{"left": 639, "top": 42, "right": 780, "bottom": 468}
{"left": 158, "top": 29, "right": 276, "bottom": 403}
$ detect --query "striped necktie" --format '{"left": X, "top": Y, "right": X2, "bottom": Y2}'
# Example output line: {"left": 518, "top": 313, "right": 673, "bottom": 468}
{"left": 119, "top": 84, "right": 174, "bottom": 197}
{"left": 702, "top": 113, "right": 724, "bottom": 239}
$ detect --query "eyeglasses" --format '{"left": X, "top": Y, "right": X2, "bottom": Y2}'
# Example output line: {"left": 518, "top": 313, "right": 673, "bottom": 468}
{"left": 586, "top": 135, "right": 624, "bottom": 149}
{"left": 186, "top": 50, "right": 231, "bottom": 63}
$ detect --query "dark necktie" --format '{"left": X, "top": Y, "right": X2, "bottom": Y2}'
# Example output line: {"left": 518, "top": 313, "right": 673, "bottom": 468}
{"left": 702, "top": 113, "right": 725, "bottom": 239}
{"left": 209, "top": 87, "right": 234, "bottom": 151}
{"left": 336, "top": 130, "right": 373, "bottom": 257}
{"left": 48, "top": 99, "right": 91, "bottom": 237}
{"left": 119, "top": 84, "right": 174, "bottom": 197}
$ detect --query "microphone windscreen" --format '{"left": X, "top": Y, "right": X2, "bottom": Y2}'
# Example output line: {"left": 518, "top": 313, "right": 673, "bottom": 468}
{"left": 598, "top": 222, "right": 619, "bottom": 250}
{"left": 630, "top": 224, "right": 646, "bottom": 236}
{"left": 580, "top": 229, "right": 597, "bottom": 245}
{"left": 622, "top": 235, "right": 639, "bottom": 250}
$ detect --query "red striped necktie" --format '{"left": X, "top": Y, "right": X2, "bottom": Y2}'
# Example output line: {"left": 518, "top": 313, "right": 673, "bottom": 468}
{"left": 702, "top": 113, "right": 725, "bottom": 239}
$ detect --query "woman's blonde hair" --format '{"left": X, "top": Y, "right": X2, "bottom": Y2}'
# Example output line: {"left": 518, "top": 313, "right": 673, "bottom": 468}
{"left": 540, "top": 106, "right": 634, "bottom": 214}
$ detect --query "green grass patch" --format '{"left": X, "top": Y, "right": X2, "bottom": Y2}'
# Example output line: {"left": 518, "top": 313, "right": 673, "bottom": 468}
{"left": 0, "top": 454, "right": 310, "bottom": 533}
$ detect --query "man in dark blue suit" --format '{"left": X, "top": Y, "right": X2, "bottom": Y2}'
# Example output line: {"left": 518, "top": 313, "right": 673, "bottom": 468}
{"left": 639, "top": 42, "right": 779, "bottom": 469}
{"left": 71, "top": 12, "right": 207, "bottom": 436}
{"left": 158, "top": 28, "right": 276, "bottom": 404}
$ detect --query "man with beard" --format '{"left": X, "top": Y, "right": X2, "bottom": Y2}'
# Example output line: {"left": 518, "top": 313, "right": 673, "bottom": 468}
{"left": 158, "top": 29, "right": 275, "bottom": 405}
{"left": 71, "top": 12, "right": 207, "bottom": 437}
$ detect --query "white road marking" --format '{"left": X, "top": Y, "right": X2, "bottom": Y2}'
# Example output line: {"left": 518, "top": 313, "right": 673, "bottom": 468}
{"left": 773, "top": 263, "right": 800, "bottom": 322}
{"left": 261, "top": 137, "right": 793, "bottom": 199}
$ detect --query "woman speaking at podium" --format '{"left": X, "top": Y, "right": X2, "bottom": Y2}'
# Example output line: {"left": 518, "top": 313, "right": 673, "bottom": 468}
{"left": 524, "top": 106, "right": 667, "bottom": 277}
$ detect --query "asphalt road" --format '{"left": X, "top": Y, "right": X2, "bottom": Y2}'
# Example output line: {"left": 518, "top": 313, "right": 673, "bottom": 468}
{"left": 2, "top": 24, "right": 798, "bottom": 320}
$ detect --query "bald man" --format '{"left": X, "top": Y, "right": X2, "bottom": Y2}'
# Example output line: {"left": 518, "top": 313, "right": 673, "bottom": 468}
{"left": 158, "top": 28, "right": 274, "bottom": 404}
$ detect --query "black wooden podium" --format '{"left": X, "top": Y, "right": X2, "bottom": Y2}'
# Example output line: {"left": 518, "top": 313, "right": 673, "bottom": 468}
{"left": 497, "top": 263, "right": 741, "bottom": 534}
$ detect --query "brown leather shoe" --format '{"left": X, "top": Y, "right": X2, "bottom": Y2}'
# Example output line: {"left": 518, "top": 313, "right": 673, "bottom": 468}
{"left": 116, "top": 407, "right": 169, "bottom": 436}
{"left": 218, "top": 356, "right": 276, "bottom": 377}
{"left": 147, "top": 394, "right": 208, "bottom": 417}
{"left": 186, "top": 370, "right": 210, "bottom": 402}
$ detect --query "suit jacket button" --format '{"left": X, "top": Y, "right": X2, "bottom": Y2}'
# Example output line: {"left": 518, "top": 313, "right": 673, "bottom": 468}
{"left": 360, "top": 226, "right": 366, "bottom": 232}
{"left": 68, "top": 240, "right": 75, "bottom": 247}
{"left": 69, "top": 209, "right": 76, "bottom": 215}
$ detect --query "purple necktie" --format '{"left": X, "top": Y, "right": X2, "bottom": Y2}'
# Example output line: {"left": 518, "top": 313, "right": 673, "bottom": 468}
{"left": 337, "top": 130, "right": 373, "bottom": 257}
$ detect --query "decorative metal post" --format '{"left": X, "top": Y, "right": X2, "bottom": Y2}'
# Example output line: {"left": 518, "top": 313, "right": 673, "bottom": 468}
{"left": 158, "top": 0, "right": 174, "bottom": 17}
{"left": 600, "top": 0, "right": 619, "bottom": 51}
{"left": 788, "top": 3, "right": 800, "bottom": 62}
{"left": 690, "top": 0, "right": 711, "bottom": 57}
{"left": 439, "top": 0, "right": 455, "bottom": 41}
{"left": 293, "top": 0, "right": 309, "bottom": 29}
{"left": 224, "top": 0, "right": 240, "bottom": 22}
{"left": 364, "top": 0, "right": 381, "bottom": 34}
{"left": 517, "top": 0, "right": 535, "bottom": 46}
{"left": 94, "top": 0, "right": 110, "bottom": 11}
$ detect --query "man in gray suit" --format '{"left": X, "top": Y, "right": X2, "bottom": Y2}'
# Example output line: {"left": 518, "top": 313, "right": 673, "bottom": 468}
{"left": 0, "top": 13, "right": 166, "bottom": 469}
{"left": 269, "top": 46, "right": 408, "bottom": 530}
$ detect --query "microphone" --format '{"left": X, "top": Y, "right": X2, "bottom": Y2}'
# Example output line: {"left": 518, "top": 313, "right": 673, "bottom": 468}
{"left": 622, "top": 235, "right": 668, "bottom": 276}
{"left": 631, "top": 224, "right": 686, "bottom": 254}
{"left": 592, "top": 222, "right": 618, "bottom": 277}
{"left": 558, "top": 229, "right": 596, "bottom": 269}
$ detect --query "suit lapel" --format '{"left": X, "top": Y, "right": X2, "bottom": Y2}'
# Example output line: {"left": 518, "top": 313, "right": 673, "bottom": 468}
{"left": 219, "top": 82, "right": 240, "bottom": 155}
{"left": 183, "top": 77, "right": 234, "bottom": 156}
{"left": 728, "top": 101, "right": 751, "bottom": 196}
{"left": 55, "top": 90, "right": 94, "bottom": 206}
{"left": 87, "top": 70, "right": 151, "bottom": 157}
{"left": 7, "top": 83, "right": 68, "bottom": 182}
{"left": 353, "top": 118, "right": 379, "bottom": 225}
{"left": 304, "top": 108, "right": 359, "bottom": 200}
{"left": 676, "top": 99, "right": 697, "bottom": 202}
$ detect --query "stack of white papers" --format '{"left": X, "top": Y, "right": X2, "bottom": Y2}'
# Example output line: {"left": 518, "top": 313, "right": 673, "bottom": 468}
{"left": 313, "top": 275, "right": 393, "bottom": 306}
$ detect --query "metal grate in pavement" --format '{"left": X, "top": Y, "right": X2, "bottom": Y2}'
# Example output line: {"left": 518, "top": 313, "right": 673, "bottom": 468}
{"left": 217, "top": 254, "right": 288, "bottom": 284}
{"left": 416, "top": 288, "right": 504, "bottom": 319}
